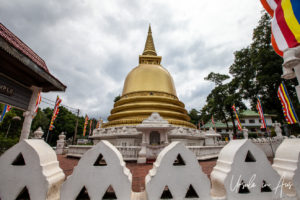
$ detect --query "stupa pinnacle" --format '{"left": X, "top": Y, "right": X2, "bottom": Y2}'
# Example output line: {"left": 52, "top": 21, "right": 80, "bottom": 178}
{"left": 142, "top": 25, "right": 157, "bottom": 56}
{"left": 103, "top": 26, "right": 196, "bottom": 129}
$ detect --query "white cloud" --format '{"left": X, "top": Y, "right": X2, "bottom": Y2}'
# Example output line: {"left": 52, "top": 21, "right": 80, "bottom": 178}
{"left": 0, "top": 0, "right": 264, "bottom": 119}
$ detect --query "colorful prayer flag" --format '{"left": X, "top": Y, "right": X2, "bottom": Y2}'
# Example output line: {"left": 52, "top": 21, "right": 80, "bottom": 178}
{"left": 34, "top": 92, "right": 41, "bottom": 113}
{"left": 83, "top": 115, "right": 89, "bottom": 136}
{"left": 277, "top": 82, "right": 299, "bottom": 124}
{"left": 256, "top": 98, "right": 267, "bottom": 129}
{"left": 232, "top": 104, "right": 243, "bottom": 131}
{"left": 260, "top": 0, "right": 300, "bottom": 56}
{"left": 49, "top": 96, "right": 62, "bottom": 131}
{"left": 96, "top": 118, "right": 102, "bottom": 129}
{"left": 89, "top": 119, "right": 93, "bottom": 136}
{"left": 33, "top": 92, "right": 42, "bottom": 119}
{"left": 0, "top": 104, "right": 11, "bottom": 122}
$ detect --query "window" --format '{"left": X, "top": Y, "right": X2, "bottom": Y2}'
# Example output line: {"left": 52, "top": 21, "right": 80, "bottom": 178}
{"left": 249, "top": 119, "right": 255, "bottom": 123}
{"left": 240, "top": 120, "right": 245, "bottom": 123}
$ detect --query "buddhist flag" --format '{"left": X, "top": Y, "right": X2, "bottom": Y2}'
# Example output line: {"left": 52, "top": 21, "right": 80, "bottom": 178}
{"left": 260, "top": 0, "right": 300, "bottom": 56}
{"left": 232, "top": 104, "right": 243, "bottom": 131}
{"left": 83, "top": 115, "right": 89, "bottom": 136}
{"left": 277, "top": 82, "right": 299, "bottom": 124}
{"left": 33, "top": 92, "right": 42, "bottom": 117}
{"left": 0, "top": 104, "right": 11, "bottom": 122}
{"left": 256, "top": 98, "right": 267, "bottom": 129}
{"left": 49, "top": 96, "right": 62, "bottom": 131}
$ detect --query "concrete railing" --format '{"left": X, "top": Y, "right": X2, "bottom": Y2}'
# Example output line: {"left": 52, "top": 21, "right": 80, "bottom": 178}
{"left": 1, "top": 138, "right": 299, "bottom": 200}
{"left": 67, "top": 144, "right": 224, "bottom": 161}
{"left": 187, "top": 145, "right": 224, "bottom": 160}
{"left": 67, "top": 145, "right": 92, "bottom": 158}
{"left": 115, "top": 146, "right": 141, "bottom": 161}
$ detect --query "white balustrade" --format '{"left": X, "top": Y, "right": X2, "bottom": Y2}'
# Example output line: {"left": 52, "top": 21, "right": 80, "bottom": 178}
{"left": 61, "top": 141, "right": 132, "bottom": 200}
{"left": 0, "top": 139, "right": 65, "bottom": 200}
{"left": 0, "top": 138, "right": 299, "bottom": 200}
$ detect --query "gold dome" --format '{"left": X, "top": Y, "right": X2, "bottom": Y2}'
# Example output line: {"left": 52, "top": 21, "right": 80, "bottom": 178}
{"left": 122, "top": 64, "right": 177, "bottom": 96}
{"left": 103, "top": 25, "right": 196, "bottom": 129}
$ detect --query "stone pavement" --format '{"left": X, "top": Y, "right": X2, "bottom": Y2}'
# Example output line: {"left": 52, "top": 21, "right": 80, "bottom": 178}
{"left": 57, "top": 155, "right": 218, "bottom": 192}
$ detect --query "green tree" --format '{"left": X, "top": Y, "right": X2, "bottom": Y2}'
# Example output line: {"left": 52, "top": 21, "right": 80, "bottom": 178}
{"left": 202, "top": 73, "right": 246, "bottom": 135}
{"left": 31, "top": 108, "right": 49, "bottom": 133}
{"left": 229, "top": 11, "right": 299, "bottom": 123}
{"left": 188, "top": 108, "right": 200, "bottom": 126}
{"left": 114, "top": 95, "right": 121, "bottom": 102}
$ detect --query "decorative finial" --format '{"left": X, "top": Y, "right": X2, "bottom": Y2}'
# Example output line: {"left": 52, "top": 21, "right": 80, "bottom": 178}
{"left": 142, "top": 24, "right": 157, "bottom": 56}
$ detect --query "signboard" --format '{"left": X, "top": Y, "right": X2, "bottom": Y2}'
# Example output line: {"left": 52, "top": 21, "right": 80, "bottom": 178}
{"left": 0, "top": 73, "right": 32, "bottom": 110}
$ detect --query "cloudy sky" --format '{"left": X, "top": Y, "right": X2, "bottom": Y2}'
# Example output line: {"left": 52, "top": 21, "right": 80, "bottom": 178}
{"left": 0, "top": 0, "right": 264, "bottom": 120}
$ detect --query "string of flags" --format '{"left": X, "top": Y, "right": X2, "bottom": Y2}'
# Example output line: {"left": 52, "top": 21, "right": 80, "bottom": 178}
{"left": 0, "top": 104, "right": 11, "bottom": 122}
{"left": 49, "top": 96, "right": 62, "bottom": 131}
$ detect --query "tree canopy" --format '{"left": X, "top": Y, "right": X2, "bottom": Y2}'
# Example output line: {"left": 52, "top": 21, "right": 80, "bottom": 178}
{"left": 0, "top": 104, "right": 96, "bottom": 147}
{"left": 196, "top": 11, "right": 300, "bottom": 134}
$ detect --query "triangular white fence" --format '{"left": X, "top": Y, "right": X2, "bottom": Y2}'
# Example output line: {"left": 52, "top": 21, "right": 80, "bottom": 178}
{"left": 0, "top": 139, "right": 299, "bottom": 200}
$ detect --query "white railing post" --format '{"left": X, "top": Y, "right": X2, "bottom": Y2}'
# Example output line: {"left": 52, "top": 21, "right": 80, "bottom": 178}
{"left": 0, "top": 139, "right": 65, "bottom": 200}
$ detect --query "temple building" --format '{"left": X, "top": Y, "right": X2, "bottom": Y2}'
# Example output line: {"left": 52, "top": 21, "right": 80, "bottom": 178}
{"left": 90, "top": 26, "right": 220, "bottom": 162}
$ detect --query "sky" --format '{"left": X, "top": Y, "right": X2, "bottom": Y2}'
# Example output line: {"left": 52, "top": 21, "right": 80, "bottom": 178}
{"left": 0, "top": 0, "right": 264, "bottom": 120}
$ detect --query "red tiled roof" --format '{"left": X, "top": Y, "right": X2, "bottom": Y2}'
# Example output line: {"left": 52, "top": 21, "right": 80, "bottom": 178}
{"left": 0, "top": 23, "right": 49, "bottom": 72}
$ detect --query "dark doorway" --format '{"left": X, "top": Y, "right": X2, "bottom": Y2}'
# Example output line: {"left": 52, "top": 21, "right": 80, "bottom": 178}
{"left": 150, "top": 131, "right": 160, "bottom": 145}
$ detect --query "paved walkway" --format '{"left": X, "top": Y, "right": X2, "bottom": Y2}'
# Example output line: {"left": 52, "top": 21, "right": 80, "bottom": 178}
{"left": 57, "top": 155, "right": 217, "bottom": 192}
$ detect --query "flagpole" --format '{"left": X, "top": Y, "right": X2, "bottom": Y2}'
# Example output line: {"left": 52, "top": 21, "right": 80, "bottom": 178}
{"left": 266, "top": 127, "right": 275, "bottom": 158}
{"left": 45, "top": 129, "right": 50, "bottom": 143}
{"left": 72, "top": 109, "right": 80, "bottom": 145}
{"left": 257, "top": 97, "right": 275, "bottom": 157}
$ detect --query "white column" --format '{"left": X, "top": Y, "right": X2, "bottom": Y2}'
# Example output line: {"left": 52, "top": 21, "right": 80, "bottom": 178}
{"left": 294, "top": 65, "right": 300, "bottom": 102}
{"left": 19, "top": 86, "right": 41, "bottom": 141}
{"left": 283, "top": 46, "right": 300, "bottom": 103}
{"left": 138, "top": 131, "right": 147, "bottom": 164}
{"left": 242, "top": 128, "right": 249, "bottom": 139}
{"left": 142, "top": 132, "right": 146, "bottom": 144}
{"left": 165, "top": 131, "right": 169, "bottom": 144}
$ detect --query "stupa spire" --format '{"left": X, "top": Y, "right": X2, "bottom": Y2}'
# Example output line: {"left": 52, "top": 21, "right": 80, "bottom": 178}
{"left": 142, "top": 25, "right": 157, "bottom": 56}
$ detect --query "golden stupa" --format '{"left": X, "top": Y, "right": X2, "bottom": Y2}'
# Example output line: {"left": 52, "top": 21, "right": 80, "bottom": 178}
{"left": 103, "top": 26, "right": 196, "bottom": 129}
